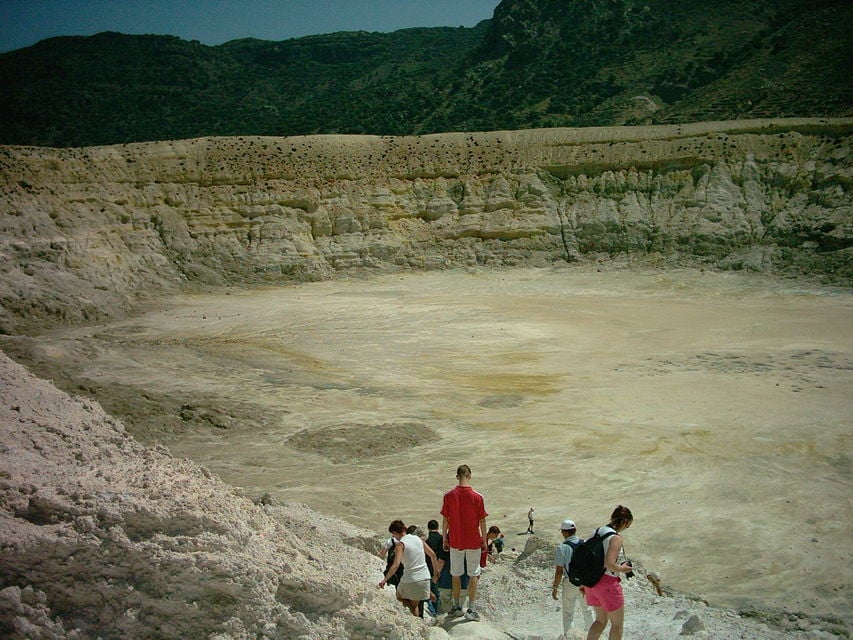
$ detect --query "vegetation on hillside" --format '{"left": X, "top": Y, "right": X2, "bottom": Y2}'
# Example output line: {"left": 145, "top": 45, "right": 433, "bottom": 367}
{"left": 0, "top": 0, "right": 850, "bottom": 147}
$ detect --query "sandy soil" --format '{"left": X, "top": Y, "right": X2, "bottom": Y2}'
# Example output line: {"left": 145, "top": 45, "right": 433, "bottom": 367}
{"left": 6, "top": 265, "right": 850, "bottom": 626}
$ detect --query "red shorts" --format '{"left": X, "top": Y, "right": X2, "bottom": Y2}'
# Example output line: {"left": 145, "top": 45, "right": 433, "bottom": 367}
{"left": 584, "top": 574, "right": 624, "bottom": 612}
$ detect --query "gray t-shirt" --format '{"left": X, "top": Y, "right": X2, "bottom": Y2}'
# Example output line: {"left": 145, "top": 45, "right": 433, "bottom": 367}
{"left": 554, "top": 534, "right": 582, "bottom": 578}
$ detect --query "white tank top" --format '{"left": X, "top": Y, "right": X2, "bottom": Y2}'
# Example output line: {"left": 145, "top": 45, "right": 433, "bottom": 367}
{"left": 399, "top": 533, "right": 430, "bottom": 583}
{"left": 596, "top": 525, "right": 624, "bottom": 578}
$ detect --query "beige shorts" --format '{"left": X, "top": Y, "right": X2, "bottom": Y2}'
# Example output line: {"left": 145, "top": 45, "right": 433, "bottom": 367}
{"left": 450, "top": 547, "right": 482, "bottom": 578}
{"left": 397, "top": 579, "right": 431, "bottom": 601}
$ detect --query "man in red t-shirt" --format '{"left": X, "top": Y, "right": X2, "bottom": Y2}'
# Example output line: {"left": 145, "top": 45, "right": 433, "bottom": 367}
{"left": 440, "top": 464, "right": 488, "bottom": 621}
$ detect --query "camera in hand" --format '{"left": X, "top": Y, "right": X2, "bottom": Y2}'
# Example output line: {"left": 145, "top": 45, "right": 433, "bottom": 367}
{"left": 624, "top": 560, "right": 634, "bottom": 579}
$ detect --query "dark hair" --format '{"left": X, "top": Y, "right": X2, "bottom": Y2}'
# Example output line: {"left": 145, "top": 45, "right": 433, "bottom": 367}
{"left": 428, "top": 519, "right": 439, "bottom": 530}
{"left": 609, "top": 505, "right": 633, "bottom": 529}
{"left": 456, "top": 464, "right": 471, "bottom": 478}
{"left": 388, "top": 520, "right": 406, "bottom": 534}
{"left": 488, "top": 525, "right": 501, "bottom": 535}
{"left": 406, "top": 525, "right": 418, "bottom": 535}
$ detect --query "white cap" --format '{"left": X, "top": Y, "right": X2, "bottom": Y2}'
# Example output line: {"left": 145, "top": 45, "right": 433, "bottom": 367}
{"left": 559, "top": 519, "right": 576, "bottom": 531}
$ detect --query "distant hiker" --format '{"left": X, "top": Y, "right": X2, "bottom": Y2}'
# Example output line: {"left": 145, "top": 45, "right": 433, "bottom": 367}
{"left": 527, "top": 507, "right": 535, "bottom": 534}
{"left": 441, "top": 464, "right": 488, "bottom": 621}
{"left": 425, "top": 519, "right": 444, "bottom": 615}
{"left": 551, "top": 518, "right": 593, "bottom": 637}
{"left": 378, "top": 520, "right": 439, "bottom": 617}
{"left": 583, "top": 505, "right": 634, "bottom": 640}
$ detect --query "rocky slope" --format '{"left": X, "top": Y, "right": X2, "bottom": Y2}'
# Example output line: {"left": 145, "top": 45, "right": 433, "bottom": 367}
{"left": 0, "top": 351, "right": 429, "bottom": 640}
{"left": 1, "top": 119, "right": 850, "bottom": 335}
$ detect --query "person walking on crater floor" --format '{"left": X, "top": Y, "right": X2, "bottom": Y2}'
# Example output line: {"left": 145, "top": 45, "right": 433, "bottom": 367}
{"left": 527, "top": 507, "right": 535, "bottom": 534}
{"left": 378, "top": 520, "right": 439, "bottom": 617}
{"left": 551, "top": 518, "right": 593, "bottom": 638}
{"left": 441, "top": 464, "right": 488, "bottom": 621}
{"left": 584, "top": 505, "right": 634, "bottom": 640}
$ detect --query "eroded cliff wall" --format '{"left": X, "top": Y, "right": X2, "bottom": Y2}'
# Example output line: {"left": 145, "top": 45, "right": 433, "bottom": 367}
{"left": 1, "top": 119, "right": 850, "bottom": 333}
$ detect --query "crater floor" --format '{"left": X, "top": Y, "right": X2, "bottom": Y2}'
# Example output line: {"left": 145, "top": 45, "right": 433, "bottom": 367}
{"left": 14, "top": 266, "right": 852, "bottom": 620}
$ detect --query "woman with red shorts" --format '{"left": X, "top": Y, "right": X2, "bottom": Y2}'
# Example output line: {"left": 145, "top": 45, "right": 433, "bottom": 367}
{"left": 582, "top": 505, "right": 634, "bottom": 640}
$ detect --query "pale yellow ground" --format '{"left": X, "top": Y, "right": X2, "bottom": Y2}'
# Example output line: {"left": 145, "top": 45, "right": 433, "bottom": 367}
{"left": 41, "top": 266, "right": 852, "bottom": 618}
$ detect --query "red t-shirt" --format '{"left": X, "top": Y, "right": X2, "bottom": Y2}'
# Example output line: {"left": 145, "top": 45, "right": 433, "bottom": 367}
{"left": 441, "top": 485, "right": 488, "bottom": 550}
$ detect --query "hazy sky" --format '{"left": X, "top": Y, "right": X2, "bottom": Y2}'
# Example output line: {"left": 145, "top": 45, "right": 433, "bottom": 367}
{"left": 0, "top": 0, "right": 501, "bottom": 53}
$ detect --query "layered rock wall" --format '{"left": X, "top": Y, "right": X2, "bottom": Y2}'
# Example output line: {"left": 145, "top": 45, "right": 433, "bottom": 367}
{"left": 1, "top": 119, "right": 850, "bottom": 333}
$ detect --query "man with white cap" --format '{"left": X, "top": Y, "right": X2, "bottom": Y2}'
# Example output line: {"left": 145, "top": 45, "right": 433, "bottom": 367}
{"left": 551, "top": 518, "right": 594, "bottom": 638}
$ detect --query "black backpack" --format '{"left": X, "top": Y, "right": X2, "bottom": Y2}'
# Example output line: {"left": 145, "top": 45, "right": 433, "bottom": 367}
{"left": 567, "top": 528, "right": 617, "bottom": 587}
{"left": 561, "top": 538, "right": 579, "bottom": 575}
{"left": 385, "top": 540, "right": 404, "bottom": 587}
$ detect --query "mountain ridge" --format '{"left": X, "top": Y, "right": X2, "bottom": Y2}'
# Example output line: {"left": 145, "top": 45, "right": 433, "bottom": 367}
{"left": 0, "top": 0, "right": 850, "bottom": 147}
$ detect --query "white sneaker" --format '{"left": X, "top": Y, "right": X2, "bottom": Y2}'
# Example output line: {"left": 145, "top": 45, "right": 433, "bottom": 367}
{"left": 464, "top": 609, "right": 480, "bottom": 621}
{"left": 448, "top": 605, "right": 463, "bottom": 617}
